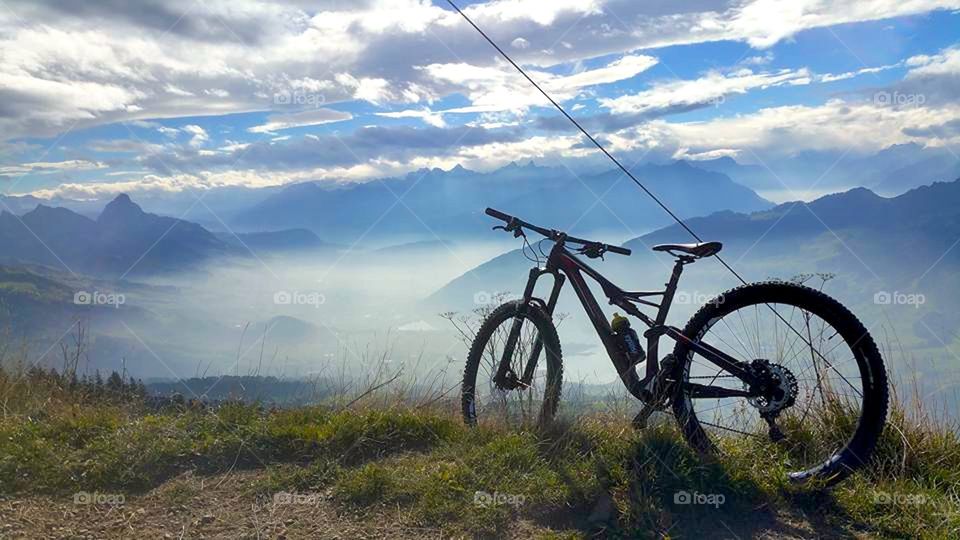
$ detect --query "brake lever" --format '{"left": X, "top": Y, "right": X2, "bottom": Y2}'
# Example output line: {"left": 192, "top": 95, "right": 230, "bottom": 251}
{"left": 492, "top": 224, "right": 525, "bottom": 238}
{"left": 578, "top": 244, "right": 605, "bottom": 260}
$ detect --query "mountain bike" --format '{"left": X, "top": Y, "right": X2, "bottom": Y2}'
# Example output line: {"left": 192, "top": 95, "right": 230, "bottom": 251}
{"left": 461, "top": 208, "right": 888, "bottom": 485}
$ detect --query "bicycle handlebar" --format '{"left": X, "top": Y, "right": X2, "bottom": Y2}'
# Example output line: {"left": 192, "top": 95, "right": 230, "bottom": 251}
{"left": 484, "top": 207, "right": 631, "bottom": 256}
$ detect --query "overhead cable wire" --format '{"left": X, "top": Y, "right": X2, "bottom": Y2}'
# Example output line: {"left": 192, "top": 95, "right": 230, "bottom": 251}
{"left": 443, "top": 0, "right": 751, "bottom": 286}
{"left": 444, "top": 1, "right": 865, "bottom": 395}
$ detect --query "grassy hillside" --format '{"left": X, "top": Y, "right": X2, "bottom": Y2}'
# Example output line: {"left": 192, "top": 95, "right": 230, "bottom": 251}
{"left": 1, "top": 367, "right": 958, "bottom": 538}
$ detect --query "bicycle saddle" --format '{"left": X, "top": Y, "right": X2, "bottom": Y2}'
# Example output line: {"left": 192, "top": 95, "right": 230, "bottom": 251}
{"left": 652, "top": 241, "right": 722, "bottom": 258}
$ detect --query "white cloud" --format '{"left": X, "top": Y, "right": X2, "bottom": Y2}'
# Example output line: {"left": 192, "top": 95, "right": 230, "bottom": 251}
{"left": 5, "top": 0, "right": 960, "bottom": 203}
{"left": 621, "top": 99, "right": 960, "bottom": 158}
{"left": 553, "top": 55, "right": 659, "bottom": 91}
{"left": 819, "top": 63, "right": 900, "bottom": 83}
{"left": 600, "top": 68, "right": 812, "bottom": 115}
{"left": 376, "top": 109, "right": 447, "bottom": 128}
{"left": 335, "top": 73, "right": 421, "bottom": 105}
{"left": 905, "top": 46, "right": 960, "bottom": 78}
{"left": 724, "top": 0, "right": 960, "bottom": 48}
{"left": 23, "top": 131, "right": 591, "bottom": 198}
{"left": 741, "top": 52, "right": 774, "bottom": 66}
{"left": 29, "top": 169, "right": 314, "bottom": 199}
{"left": 672, "top": 148, "right": 742, "bottom": 161}
{"left": 3, "top": 0, "right": 952, "bottom": 141}
{"left": 463, "top": 0, "right": 603, "bottom": 27}
{"left": 511, "top": 37, "right": 530, "bottom": 49}
{"left": 248, "top": 108, "right": 354, "bottom": 133}
{"left": 0, "top": 159, "right": 107, "bottom": 176}
{"left": 182, "top": 125, "right": 209, "bottom": 148}
{"left": 420, "top": 54, "right": 657, "bottom": 118}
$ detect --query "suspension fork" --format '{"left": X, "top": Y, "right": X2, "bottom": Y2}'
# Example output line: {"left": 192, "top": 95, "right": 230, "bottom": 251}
{"left": 494, "top": 267, "right": 561, "bottom": 388}
{"left": 520, "top": 271, "right": 565, "bottom": 384}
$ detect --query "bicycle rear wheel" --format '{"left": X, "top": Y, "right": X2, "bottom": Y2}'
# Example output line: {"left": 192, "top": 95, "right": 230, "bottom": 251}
{"left": 671, "top": 281, "right": 888, "bottom": 485}
{"left": 461, "top": 300, "right": 563, "bottom": 427}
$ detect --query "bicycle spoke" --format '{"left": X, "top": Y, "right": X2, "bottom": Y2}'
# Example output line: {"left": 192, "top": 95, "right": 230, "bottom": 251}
{"left": 679, "top": 286, "right": 874, "bottom": 477}
{"left": 471, "top": 312, "right": 553, "bottom": 426}
{"left": 699, "top": 420, "right": 765, "bottom": 440}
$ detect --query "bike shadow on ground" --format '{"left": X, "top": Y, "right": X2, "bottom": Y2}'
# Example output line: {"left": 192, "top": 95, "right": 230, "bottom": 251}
{"left": 531, "top": 417, "right": 867, "bottom": 538}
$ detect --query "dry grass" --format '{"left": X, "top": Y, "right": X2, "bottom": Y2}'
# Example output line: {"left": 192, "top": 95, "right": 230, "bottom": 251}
{"left": 1, "top": 347, "right": 958, "bottom": 538}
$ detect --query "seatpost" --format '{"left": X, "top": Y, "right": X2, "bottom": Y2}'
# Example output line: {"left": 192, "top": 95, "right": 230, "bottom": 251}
{"left": 658, "top": 256, "right": 691, "bottom": 325}
{"left": 642, "top": 256, "right": 692, "bottom": 385}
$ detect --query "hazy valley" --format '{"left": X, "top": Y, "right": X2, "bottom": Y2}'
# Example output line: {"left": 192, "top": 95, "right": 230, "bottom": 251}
{"left": 1, "top": 160, "right": 957, "bottom": 416}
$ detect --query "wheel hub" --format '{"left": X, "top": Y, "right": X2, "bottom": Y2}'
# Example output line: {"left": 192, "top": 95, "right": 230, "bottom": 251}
{"left": 744, "top": 359, "right": 799, "bottom": 417}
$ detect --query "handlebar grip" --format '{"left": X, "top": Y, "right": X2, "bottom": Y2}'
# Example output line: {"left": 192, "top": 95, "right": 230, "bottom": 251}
{"left": 607, "top": 244, "right": 632, "bottom": 256}
{"left": 485, "top": 207, "right": 512, "bottom": 222}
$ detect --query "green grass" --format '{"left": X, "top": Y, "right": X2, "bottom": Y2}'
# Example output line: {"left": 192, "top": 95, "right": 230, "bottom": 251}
{"left": 1, "top": 367, "right": 958, "bottom": 538}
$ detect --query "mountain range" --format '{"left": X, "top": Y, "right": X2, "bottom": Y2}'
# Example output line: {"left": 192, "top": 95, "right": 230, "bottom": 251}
{"left": 0, "top": 194, "right": 349, "bottom": 276}
{"left": 231, "top": 161, "right": 773, "bottom": 243}
{"left": 692, "top": 143, "right": 960, "bottom": 199}
{"left": 630, "top": 179, "right": 960, "bottom": 284}
{"left": 0, "top": 160, "right": 772, "bottom": 277}
{"left": 0, "top": 194, "right": 229, "bottom": 277}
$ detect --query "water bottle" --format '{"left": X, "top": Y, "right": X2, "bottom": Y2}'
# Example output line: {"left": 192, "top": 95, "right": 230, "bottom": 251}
{"left": 611, "top": 312, "right": 645, "bottom": 364}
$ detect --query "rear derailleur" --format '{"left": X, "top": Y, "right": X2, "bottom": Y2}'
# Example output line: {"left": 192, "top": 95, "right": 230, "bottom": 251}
{"left": 745, "top": 359, "right": 799, "bottom": 442}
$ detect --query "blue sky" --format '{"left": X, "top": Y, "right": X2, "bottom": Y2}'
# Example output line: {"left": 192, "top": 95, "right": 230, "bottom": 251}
{"left": 0, "top": 0, "right": 958, "bottom": 202}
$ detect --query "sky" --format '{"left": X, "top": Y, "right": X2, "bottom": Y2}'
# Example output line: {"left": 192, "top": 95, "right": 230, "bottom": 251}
{"left": 1, "top": 0, "right": 959, "bottom": 202}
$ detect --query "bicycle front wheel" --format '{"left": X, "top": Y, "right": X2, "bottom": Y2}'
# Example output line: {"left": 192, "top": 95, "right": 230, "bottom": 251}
{"left": 461, "top": 300, "right": 563, "bottom": 427}
{"left": 671, "top": 281, "right": 888, "bottom": 485}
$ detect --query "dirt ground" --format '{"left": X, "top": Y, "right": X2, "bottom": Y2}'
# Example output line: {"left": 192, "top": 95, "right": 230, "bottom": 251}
{"left": 0, "top": 470, "right": 856, "bottom": 539}
{"left": 0, "top": 470, "right": 446, "bottom": 539}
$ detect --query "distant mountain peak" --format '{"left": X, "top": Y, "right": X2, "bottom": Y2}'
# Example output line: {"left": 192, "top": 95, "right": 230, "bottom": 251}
{"left": 24, "top": 203, "right": 94, "bottom": 222}
{"left": 817, "top": 186, "right": 882, "bottom": 204}
{"left": 703, "top": 156, "right": 740, "bottom": 166}
{"left": 882, "top": 142, "right": 923, "bottom": 153}
{"left": 844, "top": 186, "right": 879, "bottom": 196}
{"left": 504, "top": 160, "right": 536, "bottom": 169}
{"left": 98, "top": 193, "right": 145, "bottom": 224}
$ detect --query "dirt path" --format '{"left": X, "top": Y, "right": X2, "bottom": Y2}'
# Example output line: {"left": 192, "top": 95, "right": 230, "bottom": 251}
{"left": 0, "top": 471, "right": 446, "bottom": 539}
{"left": 0, "top": 470, "right": 857, "bottom": 539}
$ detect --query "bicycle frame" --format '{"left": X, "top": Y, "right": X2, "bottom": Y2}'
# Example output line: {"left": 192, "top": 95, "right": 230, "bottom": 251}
{"left": 496, "top": 237, "right": 760, "bottom": 402}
